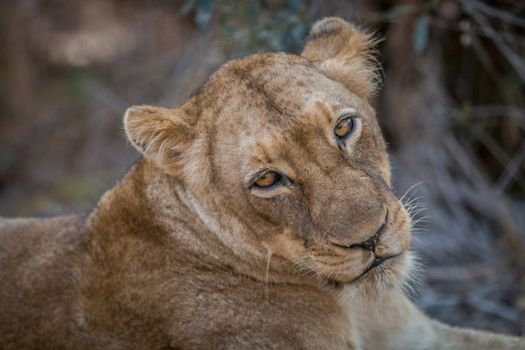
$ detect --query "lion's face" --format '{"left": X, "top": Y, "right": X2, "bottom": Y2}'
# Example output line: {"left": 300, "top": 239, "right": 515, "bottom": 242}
{"left": 124, "top": 18, "right": 412, "bottom": 292}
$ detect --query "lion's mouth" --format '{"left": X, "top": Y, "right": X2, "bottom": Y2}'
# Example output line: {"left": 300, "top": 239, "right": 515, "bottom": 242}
{"left": 326, "top": 252, "right": 402, "bottom": 289}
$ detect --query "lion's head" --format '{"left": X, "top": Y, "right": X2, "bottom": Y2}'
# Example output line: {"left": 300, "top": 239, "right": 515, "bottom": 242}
{"left": 123, "top": 18, "right": 412, "bottom": 294}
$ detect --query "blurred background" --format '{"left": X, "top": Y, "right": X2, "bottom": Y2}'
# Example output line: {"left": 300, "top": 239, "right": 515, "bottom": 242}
{"left": 0, "top": 0, "right": 524, "bottom": 336}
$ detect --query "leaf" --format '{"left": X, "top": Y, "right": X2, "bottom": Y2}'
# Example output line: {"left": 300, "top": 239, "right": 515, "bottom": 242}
{"left": 288, "top": 0, "right": 302, "bottom": 12}
{"left": 413, "top": 15, "right": 430, "bottom": 53}
{"left": 218, "top": 15, "right": 236, "bottom": 37}
{"left": 195, "top": 0, "right": 215, "bottom": 29}
{"left": 180, "top": 0, "right": 196, "bottom": 16}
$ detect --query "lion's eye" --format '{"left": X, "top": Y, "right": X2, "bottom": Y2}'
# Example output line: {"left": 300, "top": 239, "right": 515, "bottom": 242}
{"left": 253, "top": 172, "right": 282, "bottom": 188}
{"left": 334, "top": 117, "right": 355, "bottom": 140}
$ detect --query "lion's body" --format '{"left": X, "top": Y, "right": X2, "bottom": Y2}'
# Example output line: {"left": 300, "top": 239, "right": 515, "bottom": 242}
{"left": 0, "top": 216, "right": 86, "bottom": 348}
{"left": 0, "top": 17, "right": 523, "bottom": 349}
{"left": 0, "top": 164, "right": 352, "bottom": 349}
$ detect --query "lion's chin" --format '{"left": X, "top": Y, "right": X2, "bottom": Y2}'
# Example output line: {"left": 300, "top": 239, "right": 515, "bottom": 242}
{"left": 325, "top": 252, "right": 413, "bottom": 296}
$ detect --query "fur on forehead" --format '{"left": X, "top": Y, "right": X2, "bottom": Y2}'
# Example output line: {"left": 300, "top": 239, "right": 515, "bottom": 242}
{"left": 240, "top": 101, "right": 339, "bottom": 167}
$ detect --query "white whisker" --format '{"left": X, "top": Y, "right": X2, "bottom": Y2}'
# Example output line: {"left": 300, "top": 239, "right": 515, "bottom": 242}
{"left": 264, "top": 250, "right": 272, "bottom": 303}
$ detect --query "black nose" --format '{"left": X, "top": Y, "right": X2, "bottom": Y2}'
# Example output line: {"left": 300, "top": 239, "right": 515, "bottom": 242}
{"left": 349, "top": 220, "right": 385, "bottom": 252}
{"left": 330, "top": 211, "right": 388, "bottom": 251}
{"left": 330, "top": 220, "right": 386, "bottom": 251}
{"left": 371, "top": 256, "right": 386, "bottom": 267}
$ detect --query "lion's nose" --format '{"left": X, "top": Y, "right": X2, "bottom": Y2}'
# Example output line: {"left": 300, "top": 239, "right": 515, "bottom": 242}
{"left": 371, "top": 256, "right": 386, "bottom": 267}
{"left": 330, "top": 212, "right": 387, "bottom": 251}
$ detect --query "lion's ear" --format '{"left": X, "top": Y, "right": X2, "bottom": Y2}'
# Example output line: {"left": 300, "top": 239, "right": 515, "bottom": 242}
{"left": 301, "top": 17, "right": 380, "bottom": 99}
{"left": 124, "top": 105, "right": 194, "bottom": 176}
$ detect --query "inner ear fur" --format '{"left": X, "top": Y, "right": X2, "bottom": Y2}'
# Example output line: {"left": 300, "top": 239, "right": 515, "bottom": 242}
{"left": 301, "top": 17, "right": 380, "bottom": 99}
{"left": 124, "top": 105, "right": 194, "bottom": 176}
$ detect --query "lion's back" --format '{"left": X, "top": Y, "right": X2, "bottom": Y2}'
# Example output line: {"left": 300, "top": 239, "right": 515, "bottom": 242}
{"left": 0, "top": 215, "right": 91, "bottom": 349}
{"left": 0, "top": 215, "right": 83, "bottom": 267}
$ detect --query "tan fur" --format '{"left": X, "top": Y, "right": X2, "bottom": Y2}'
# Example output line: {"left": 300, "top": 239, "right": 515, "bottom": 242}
{"left": 0, "top": 17, "right": 523, "bottom": 349}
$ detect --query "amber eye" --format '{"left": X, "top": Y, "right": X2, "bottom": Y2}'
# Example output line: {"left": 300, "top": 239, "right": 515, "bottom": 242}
{"left": 334, "top": 117, "right": 355, "bottom": 140}
{"left": 253, "top": 172, "right": 282, "bottom": 188}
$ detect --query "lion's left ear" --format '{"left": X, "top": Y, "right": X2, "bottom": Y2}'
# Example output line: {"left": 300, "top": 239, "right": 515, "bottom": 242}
{"left": 301, "top": 17, "right": 380, "bottom": 99}
{"left": 124, "top": 105, "right": 195, "bottom": 176}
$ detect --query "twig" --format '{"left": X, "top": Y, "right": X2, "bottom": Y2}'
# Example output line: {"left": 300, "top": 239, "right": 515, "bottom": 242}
{"left": 467, "top": 294, "right": 520, "bottom": 321}
{"left": 469, "top": 11, "right": 525, "bottom": 81}
{"left": 469, "top": 125, "right": 525, "bottom": 192}
{"left": 424, "top": 18, "right": 525, "bottom": 46}
{"left": 460, "top": 0, "right": 525, "bottom": 29}
{"left": 494, "top": 139, "right": 525, "bottom": 194}
{"left": 470, "top": 105, "right": 525, "bottom": 121}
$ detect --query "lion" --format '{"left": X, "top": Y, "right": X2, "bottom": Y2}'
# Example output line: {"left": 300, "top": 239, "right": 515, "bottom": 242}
{"left": 0, "top": 17, "right": 523, "bottom": 350}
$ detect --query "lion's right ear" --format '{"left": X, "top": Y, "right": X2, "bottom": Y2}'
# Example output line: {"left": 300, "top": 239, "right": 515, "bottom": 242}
{"left": 301, "top": 17, "right": 380, "bottom": 99}
{"left": 124, "top": 105, "right": 194, "bottom": 176}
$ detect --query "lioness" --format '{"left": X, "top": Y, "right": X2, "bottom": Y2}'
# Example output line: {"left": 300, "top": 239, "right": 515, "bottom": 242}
{"left": 0, "top": 17, "right": 523, "bottom": 350}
